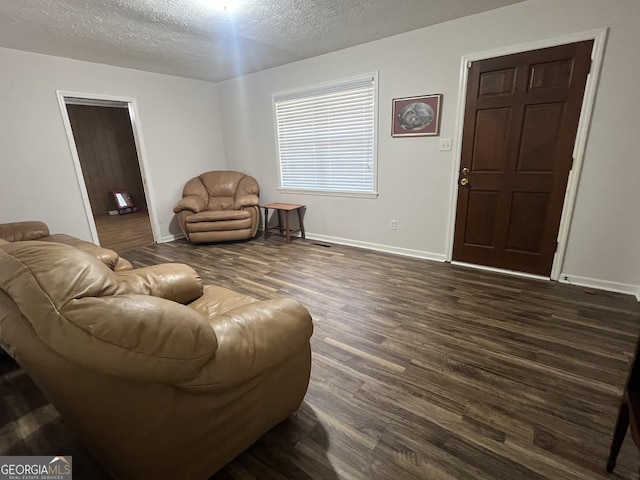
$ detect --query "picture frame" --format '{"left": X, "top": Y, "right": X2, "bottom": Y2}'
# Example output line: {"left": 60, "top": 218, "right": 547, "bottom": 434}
{"left": 392, "top": 94, "right": 442, "bottom": 137}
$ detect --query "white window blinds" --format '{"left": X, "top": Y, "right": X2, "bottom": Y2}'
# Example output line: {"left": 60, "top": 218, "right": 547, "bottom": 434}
{"left": 274, "top": 74, "right": 377, "bottom": 195}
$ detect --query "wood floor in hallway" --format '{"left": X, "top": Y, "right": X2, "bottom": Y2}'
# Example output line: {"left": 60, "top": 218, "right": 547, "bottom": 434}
{"left": 93, "top": 210, "right": 154, "bottom": 251}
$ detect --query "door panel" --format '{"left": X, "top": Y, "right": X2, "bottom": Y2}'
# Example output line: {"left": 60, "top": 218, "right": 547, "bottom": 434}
{"left": 505, "top": 192, "right": 549, "bottom": 253}
{"left": 473, "top": 108, "right": 511, "bottom": 171}
{"left": 465, "top": 191, "right": 500, "bottom": 247}
{"left": 478, "top": 68, "right": 516, "bottom": 97}
{"left": 453, "top": 40, "right": 593, "bottom": 276}
{"left": 517, "top": 103, "right": 565, "bottom": 172}
{"left": 529, "top": 59, "right": 574, "bottom": 90}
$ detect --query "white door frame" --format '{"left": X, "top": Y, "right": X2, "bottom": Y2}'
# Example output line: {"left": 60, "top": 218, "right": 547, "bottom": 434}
{"left": 56, "top": 91, "right": 160, "bottom": 245}
{"left": 444, "top": 28, "right": 608, "bottom": 281}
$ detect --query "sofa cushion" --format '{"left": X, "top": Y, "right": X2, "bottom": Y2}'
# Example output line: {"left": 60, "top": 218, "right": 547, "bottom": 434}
{"left": 188, "top": 285, "right": 258, "bottom": 318}
{"left": 0, "top": 241, "right": 218, "bottom": 382}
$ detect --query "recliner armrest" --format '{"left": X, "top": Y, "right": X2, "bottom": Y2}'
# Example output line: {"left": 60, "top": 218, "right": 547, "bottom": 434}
{"left": 181, "top": 298, "right": 313, "bottom": 387}
{"left": 173, "top": 195, "right": 207, "bottom": 214}
{"left": 234, "top": 194, "right": 259, "bottom": 209}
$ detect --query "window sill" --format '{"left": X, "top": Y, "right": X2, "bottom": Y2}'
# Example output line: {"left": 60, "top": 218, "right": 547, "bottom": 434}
{"left": 277, "top": 188, "right": 379, "bottom": 199}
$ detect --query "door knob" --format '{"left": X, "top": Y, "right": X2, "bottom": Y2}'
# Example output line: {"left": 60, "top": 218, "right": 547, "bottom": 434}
{"left": 460, "top": 178, "right": 469, "bottom": 186}
{"left": 462, "top": 167, "right": 469, "bottom": 175}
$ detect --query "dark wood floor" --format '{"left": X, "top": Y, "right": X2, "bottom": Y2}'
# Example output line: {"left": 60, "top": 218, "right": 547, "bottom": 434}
{"left": 94, "top": 210, "right": 154, "bottom": 252}
{"left": 115, "top": 236, "right": 640, "bottom": 480}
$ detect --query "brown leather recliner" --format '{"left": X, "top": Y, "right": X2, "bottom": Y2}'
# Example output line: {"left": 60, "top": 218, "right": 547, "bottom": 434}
{"left": 173, "top": 171, "right": 260, "bottom": 244}
{"left": 0, "top": 241, "right": 313, "bottom": 480}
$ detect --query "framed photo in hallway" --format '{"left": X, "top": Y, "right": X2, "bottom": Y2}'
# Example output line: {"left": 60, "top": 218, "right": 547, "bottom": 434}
{"left": 392, "top": 94, "right": 442, "bottom": 137}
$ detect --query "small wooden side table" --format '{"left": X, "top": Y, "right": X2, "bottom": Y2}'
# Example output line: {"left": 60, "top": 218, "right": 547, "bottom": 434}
{"left": 261, "top": 203, "right": 305, "bottom": 243}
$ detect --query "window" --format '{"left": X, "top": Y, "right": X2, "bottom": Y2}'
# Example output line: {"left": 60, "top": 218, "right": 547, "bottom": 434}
{"left": 274, "top": 74, "right": 377, "bottom": 197}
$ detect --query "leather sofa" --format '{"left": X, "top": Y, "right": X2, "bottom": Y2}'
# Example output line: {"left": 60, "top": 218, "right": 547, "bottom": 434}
{"left": 0, "top": 240, "right": 313, "bottom": 479}
{"left": 0, "top": 220, "right": 132, "bottom": 271}
{"left": 173, "top": 171, "right": 260, "bottom": 244}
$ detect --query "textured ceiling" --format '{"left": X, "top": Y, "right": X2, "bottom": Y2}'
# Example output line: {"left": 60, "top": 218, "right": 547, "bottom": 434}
{"left": 0, "top": 0, "right": 525, "bottom": 82}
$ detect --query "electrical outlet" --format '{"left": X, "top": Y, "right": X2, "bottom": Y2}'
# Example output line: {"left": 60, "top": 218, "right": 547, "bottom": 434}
{"left": 390, "top": 220, "right": 397, "bottom": 230}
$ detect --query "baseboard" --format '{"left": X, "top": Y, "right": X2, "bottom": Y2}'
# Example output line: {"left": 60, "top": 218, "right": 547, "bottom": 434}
{"left": 158, "top": 231, "right": 639, "bottom": 301}
{"left": 560, "top": 274, "right": 640, "bottom": 300}
{"left": 305, "top": 233, "right": 446, "bottom": 263}
{"left": 451, "top": 261, "right": 550, "bottom": 281}
{"left": 160, "top": 233, "right": 184, "bottom": 243}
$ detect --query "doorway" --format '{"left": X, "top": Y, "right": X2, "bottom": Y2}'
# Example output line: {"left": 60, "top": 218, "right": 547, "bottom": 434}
{"left": 59, "top": 95, "right": 156, "bottom": 252}
{"left": 452, "top": 40, "right": 594, "bottom": 277}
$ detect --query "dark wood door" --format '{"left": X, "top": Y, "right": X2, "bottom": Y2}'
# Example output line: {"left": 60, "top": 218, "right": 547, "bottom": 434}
{"left": 452, "top": 40, "right": 593, "bottom": 276}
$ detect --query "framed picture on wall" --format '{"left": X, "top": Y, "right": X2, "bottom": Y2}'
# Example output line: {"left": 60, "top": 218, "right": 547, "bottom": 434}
{"left": 392, "top": 94, "right": 442, "bottom": 137}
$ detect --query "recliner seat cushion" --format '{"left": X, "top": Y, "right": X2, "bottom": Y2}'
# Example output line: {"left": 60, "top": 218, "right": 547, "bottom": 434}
{"left": 187, "top": 220, "right": 252, "bottom": 233}
{"left": 185, "top": 210, "right": 252, "bottom": 233}
{"left": 186, "top": 210, "right": 251, "bottom": 223}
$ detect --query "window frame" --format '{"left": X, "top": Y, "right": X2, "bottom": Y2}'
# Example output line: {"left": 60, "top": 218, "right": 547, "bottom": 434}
{"left": 272, "top": 72, "right": 379, "bottom": 199}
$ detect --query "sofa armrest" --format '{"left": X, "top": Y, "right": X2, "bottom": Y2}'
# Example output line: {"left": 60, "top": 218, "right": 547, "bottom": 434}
{"left": 234, "top": 194, "right": 259, "bottom": 209}
{"left": 113, "top": 258, "right": 133, "bottom": 271}
{"left": 173, "top": 195, "right": 207, "bottom": 214}
{"left": 0, "top": 221, "right": 50, "bottom": 242}
{"left": 56, "top": 295, "right": 218, "bottom": 383}
{"left": 182, "top": 298, "right": 313, "bottom": 387}
{"left": 116, "top": 263, "right": 203, "bottom": 304}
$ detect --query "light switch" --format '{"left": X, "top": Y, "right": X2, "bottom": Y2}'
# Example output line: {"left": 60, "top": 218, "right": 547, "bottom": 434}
{"left": 439, "top": 138, "right": 452, "bottom": 151}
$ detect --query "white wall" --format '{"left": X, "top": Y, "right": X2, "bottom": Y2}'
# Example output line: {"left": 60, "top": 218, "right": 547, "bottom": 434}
{"left": 0, "top": 47, "right": 226, "bottom": 241}
{"left": 218, "top": 0, "right": 640, "bottom": 295}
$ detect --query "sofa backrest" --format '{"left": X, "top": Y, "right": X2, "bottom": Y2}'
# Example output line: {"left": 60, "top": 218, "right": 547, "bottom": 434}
{"left": 0, "top": 221, "right": 49, "bottom": 242}
{"left": 0, "top": 241, "right": 218, "bottom": 383}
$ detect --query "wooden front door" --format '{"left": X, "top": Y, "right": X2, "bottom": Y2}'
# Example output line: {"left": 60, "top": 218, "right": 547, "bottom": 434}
{"left": 452, "top": 40, "right": 593, "bottom": 276}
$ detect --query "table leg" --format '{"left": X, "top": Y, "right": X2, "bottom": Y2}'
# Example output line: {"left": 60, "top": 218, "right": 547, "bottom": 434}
{"left": 607, "top": 399, "right": 630, "bottom": 473}
{"left": 263, "top": 208, "right": 270, "bottom": 239}
{"left": 297, "top": 207, "right": 305, "bottom": 239}
{"left": 277, "top": 210, "right": 284, "bottom": 236}
{"left": 285, "top": 211, "right": 291, "bottom": 243}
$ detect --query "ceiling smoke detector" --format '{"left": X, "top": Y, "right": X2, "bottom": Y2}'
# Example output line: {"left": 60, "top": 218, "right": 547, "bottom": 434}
{"left": 202, "top": 0, "right": 244, "bottom": 13}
